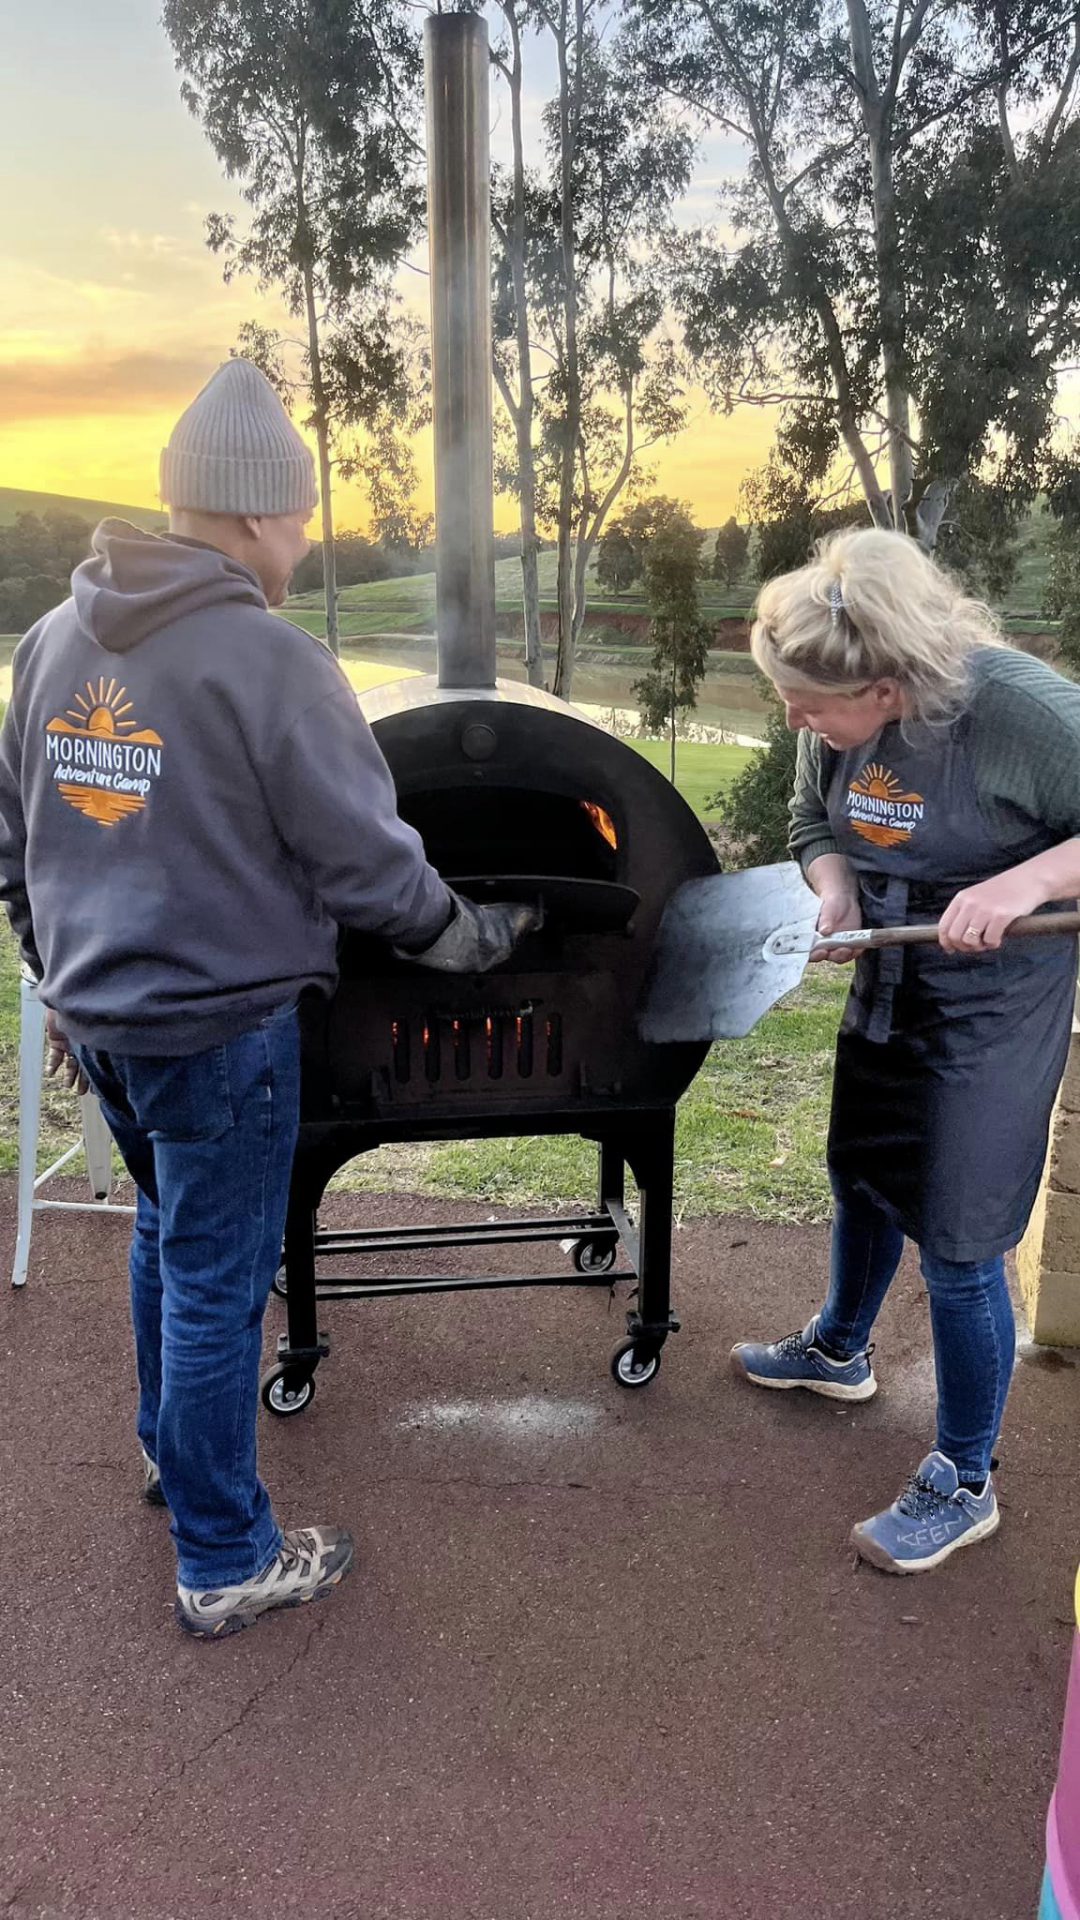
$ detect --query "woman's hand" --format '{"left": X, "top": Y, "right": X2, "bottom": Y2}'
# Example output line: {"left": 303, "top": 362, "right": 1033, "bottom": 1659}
{"left": 45, "top": 1008, "right": 89, "bottom": 1097}
{"left": 938, "top": 872, "right": 1048, "bottom": 954}
{"left": 810, "top": 891, "right": 863, "bottom": 964}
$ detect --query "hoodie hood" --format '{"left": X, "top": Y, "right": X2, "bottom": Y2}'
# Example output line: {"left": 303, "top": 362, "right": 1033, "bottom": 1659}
{"left": 71, "top": 519, "right": 267, "bottom": 655}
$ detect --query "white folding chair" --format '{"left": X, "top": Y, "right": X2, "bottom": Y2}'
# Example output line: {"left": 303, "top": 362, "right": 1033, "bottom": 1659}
{"left": 12, "top": 972, "right": 134, "bottom": 1289}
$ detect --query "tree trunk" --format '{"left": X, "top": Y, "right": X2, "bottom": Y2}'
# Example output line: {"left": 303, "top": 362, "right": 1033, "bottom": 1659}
{"left": 519, "top": 529, "right": 543, "bottom": 685}
{"left": 302, "top": 265, "right": 339, "bottom": 657}
{"left": 914, "top": 478, "right": 955, "bottom": 552}
{"left": 846, "top": 0, "right": 914, "bottom": 526}
{"left": 569, "top": 374, "right": 635, "bottom": 661}
{"left": 501, "top": 5, "right": 545, "bottom": 688}
{"left": 738, "top": 64, "right": 892, "bottom": 530}
{"left": 552, "top": 1, "right": 584, "bottom": 702}
{"left": 669, "top": 625, "right": 677, "bottom": 786}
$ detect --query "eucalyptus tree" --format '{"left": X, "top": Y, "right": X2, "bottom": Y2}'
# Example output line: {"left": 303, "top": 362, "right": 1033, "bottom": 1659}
{"left": 163, "top": 0, "right": 425, "bottom": 652}
{"left": 455, "top": 0, "right": 693, "bottom": 695}
{"left": 626, "top": 0, "right": 1080, "bottom": 552}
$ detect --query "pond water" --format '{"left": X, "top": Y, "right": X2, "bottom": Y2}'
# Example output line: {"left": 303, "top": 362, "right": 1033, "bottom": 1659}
{"left": 349, "top": 638, "right": 770, "bottom": 739}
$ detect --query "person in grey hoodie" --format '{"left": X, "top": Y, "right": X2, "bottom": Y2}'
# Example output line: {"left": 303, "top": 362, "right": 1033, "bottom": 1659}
{"left": 0, "top": 359, "right": 536, "bottom": 1638}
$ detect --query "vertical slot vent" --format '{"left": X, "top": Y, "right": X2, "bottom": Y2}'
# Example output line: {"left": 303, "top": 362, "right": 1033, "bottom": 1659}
{"left": 452, "top": 1017, "right": 471, "bottom": 1081}
{"left": 391, "top": 1018, "right": 410, "bottom": 1084}
{"left": 390, "top": 1004, "right": 559, "bottom": 1088}
{"left": 516, "top": 1011, "right": 534, "bottom": 1078}
{"left": 423, "top": 1020, "right": 441, "bottom": 1083}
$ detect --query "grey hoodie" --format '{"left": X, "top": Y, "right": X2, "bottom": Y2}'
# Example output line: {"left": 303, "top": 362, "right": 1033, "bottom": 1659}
{"left": 0, "top": 520, "right": 452, "bottom": 1054}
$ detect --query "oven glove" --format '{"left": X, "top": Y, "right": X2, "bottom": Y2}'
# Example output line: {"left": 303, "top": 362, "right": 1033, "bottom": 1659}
{"left": 395, "top": 891, "right": 543, "bottom": 973}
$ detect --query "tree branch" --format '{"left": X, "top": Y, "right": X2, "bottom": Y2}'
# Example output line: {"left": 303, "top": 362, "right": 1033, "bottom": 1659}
{"left": 1042, "top": 12, "right": 1080, "bottom": 157}
{"left": 887, "top": 0, "right": 938, "bottom": 105}
{"left": 899, "top": 14, "right": 1077, "bottom": 151}
{"left": 493, "top": 357, "right": 521, "bottom": 428}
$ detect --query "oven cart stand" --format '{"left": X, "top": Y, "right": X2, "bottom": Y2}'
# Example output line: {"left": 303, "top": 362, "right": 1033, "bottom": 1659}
{"left": 261, "top": 1106, "right": 678, "bottom": 1416}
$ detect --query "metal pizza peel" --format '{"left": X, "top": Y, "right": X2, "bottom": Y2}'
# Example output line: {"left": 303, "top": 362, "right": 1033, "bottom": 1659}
{"left": 638, "top": 861, "right": 1080, "bottom": 1044}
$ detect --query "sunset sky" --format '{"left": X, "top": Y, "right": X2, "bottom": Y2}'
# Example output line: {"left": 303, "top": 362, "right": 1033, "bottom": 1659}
{"left": 2, "top": 2, "right": 774, "bottom": 531}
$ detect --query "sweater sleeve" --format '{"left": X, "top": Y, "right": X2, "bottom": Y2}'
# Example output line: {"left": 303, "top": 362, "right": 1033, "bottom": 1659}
{"left": 969, "top": 650, "right": 1080, "bottom": 843}
{"left": 788, "top": 727, "right": 839, "bottom": 875}
{"left": 264, "top": 684, "right": 453, "bottom": 946}
{"left": 0, "top": 664, "right": 40, "bottom": 977}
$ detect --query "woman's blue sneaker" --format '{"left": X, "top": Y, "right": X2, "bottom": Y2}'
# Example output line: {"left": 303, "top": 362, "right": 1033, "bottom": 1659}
{"left": 731, "top": 1315, "right": 877, "bottom": 1402}
{"left": 851, "top": 1450, "right": 999, "bottom": 1574}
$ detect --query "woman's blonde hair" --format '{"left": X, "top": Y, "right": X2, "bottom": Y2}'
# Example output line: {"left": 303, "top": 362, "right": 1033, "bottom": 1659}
{"left": 750, "top": 527, "right": 1003, "bottom": 725}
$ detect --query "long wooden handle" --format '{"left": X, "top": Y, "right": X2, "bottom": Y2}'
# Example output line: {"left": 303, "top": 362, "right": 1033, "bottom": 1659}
{"left": 825, "top": 911, "right": 1080, "bottom": 951}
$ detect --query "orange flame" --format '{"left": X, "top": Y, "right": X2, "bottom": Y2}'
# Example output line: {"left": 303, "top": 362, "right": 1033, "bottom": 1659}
{"left": 580, "top": 801, "right": 617, "bottom": 850}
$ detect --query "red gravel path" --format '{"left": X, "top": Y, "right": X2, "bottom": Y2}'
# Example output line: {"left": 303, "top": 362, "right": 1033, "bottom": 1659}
{"left": 2, "top": 1179, "right": 1077, "bottom": 1919}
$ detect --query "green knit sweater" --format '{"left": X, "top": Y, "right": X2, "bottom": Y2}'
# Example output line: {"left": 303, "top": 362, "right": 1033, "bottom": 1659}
{"left": 790, "top": 644, "right": 1080, "bottom": 876}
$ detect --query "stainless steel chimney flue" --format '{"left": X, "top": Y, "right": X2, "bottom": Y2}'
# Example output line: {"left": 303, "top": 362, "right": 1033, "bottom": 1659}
{"left": 424, "top": 14, "right": 497, "bottom": 691}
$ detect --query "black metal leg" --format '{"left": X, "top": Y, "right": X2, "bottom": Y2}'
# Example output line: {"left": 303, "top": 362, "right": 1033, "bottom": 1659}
{"left": 270, "top": 1113, "right": 680, "bottom": 1404}
{"left": 598, "top": 1136, "right": 625, "bottom": 1212}
{"left": 283, "top": 1192, "right": 320, "bottom": 1354}
{"left": 265, "top": 1168, "right": 330, "bottom": 1411}
{"left": 623, "top": 1109, "right": 678, "bottom": 1349}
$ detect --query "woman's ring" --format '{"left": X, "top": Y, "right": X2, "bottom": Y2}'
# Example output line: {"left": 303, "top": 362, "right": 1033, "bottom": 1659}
{"left": 965, "top": 925, "right": 982, "bottom": 939}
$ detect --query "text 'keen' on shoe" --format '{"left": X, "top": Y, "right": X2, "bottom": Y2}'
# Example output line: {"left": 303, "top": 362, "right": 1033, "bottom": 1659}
{"left": 731, "top": 1316, "right": 877, "bottom": 1402}
{"left": 851, "top": 1452, "right": 999, "bottom": 1575}
{"left": 176, "top": 1526, "right": 354, "bottom": 1638}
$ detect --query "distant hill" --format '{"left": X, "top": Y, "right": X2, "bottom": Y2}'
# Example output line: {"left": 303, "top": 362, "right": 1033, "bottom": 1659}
{"left": 0, "top": 487, "right": 165, "bottom": 532}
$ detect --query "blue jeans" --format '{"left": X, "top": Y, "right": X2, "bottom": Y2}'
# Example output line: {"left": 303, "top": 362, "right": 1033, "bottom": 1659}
{"left": 816, "top": 1188, "right": 1015, "bottom": 1482}
{"left": 76, "top": 1005, "right": 300, "bottom": 1588}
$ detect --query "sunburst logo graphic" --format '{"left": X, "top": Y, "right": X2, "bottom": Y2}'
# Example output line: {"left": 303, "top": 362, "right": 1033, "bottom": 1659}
{"left": 45, "top": 679, "right": 164, "bottom": 828}
{"left": 846, "top": 762, "right": 925, "bottom": 850}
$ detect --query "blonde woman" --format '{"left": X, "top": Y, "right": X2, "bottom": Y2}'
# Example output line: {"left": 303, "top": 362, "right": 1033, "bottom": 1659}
{"left": 731, "top": 528, "right": 1080, "bottom": 1574}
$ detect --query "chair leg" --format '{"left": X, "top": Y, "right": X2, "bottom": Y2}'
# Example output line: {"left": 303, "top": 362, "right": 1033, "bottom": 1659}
{"left": 81, "top": 1095, "right": 115, "bottom": 1202}
{"left": 12, "top": 980, "right": 45, "bottom": 1290}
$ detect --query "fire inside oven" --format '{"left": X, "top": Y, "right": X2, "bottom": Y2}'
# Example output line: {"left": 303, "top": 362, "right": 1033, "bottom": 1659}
{"left": 397, "top": 788, "right": 619, "bottom": 880}
{"left": 390, "top": 1004, "right": 564, "bottom": 1085}
{"left": 369, "top": 787, "right": 621, "bottom": 1099}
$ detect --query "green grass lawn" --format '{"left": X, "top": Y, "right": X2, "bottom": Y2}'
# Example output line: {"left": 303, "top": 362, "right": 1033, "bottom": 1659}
{"left": 285, "top": 551, "right": 757, "bottom": 637}
{"left": 627, "top": 739, "right": 750, "bottom": 816}
{"left": 0, "top": 918, "right": 86, "bottom": 1176}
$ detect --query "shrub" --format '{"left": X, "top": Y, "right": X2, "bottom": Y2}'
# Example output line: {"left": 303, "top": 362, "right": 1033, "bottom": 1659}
{"left": 708, "top": 687, "right": 797, "bottom": 867}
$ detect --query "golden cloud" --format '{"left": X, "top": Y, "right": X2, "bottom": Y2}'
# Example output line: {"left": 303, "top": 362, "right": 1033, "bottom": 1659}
{"left": 0, "top": 351, "right": 224, "bottom": 423}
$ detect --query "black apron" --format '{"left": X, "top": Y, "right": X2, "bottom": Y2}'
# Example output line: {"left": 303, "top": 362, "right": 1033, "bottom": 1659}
{"left": 824, "top": 705, "right": 1077, "bottom": 1262}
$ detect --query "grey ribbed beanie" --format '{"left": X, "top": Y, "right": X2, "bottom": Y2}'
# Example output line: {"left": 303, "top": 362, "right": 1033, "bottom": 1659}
{"left": 160, "top": 359, "right": 317, "bottom": 516}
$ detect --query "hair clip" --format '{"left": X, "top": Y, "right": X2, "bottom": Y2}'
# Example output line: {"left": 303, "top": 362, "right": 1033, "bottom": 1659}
{"left": 828, "top": 581, "right": 845, "bottom": 622}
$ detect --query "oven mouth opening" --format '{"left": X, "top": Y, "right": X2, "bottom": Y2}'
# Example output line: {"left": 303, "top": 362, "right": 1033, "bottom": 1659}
{"left": 398, "top": 788, "right": 619, "bottom": 882}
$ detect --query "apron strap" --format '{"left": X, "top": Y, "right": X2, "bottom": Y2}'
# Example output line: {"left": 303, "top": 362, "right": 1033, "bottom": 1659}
{"left": 864, "top": 875, "right": 908, "bottom": 1044}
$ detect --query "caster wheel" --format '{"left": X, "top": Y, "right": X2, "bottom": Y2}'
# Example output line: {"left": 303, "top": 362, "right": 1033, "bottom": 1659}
{"left": 271, "top": 1263, "right": 288, "bottom": 1299}
{"left": 610, "top": 1339, "right": 661, "bottom": 1388}
{"left": 261, "top": 1366, "right": 315, "bottom": 1417}
{"left": 572, "top": 1236, "right": 617, "bottom": 1275}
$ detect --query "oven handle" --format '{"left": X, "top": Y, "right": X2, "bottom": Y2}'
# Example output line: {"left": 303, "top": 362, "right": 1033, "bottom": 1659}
{"left": 447, "top": 875, "right": 640, "bottom": 934}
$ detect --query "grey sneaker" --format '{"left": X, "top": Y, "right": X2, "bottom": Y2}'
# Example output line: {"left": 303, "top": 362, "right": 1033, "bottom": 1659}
{"left": 142, "top": 1448, "right": 167, "bottom": 1508}
{"left": 731, "top": 1315, "right": 877, "bottom": 1402}
{"left": 176, "top": 1526, "right": 354, "bottom": 1639}
{"left": 852, "top": 1451, "right": 999, "bottom": 1574}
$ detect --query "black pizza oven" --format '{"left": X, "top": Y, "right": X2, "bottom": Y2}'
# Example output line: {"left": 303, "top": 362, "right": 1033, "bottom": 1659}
{"left": 267, "top": 14, "right": 719, "bottom": 1414}
{"left": 315, "top": 684, "right": 715, "bottom": 1120}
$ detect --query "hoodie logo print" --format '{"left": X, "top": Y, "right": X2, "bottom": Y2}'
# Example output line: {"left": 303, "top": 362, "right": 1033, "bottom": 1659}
{"left": 45, "top": 679, "right": 163, "bottom": 828}
{"left": 846, "top": 762, "right": 925, "bottom": 850}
